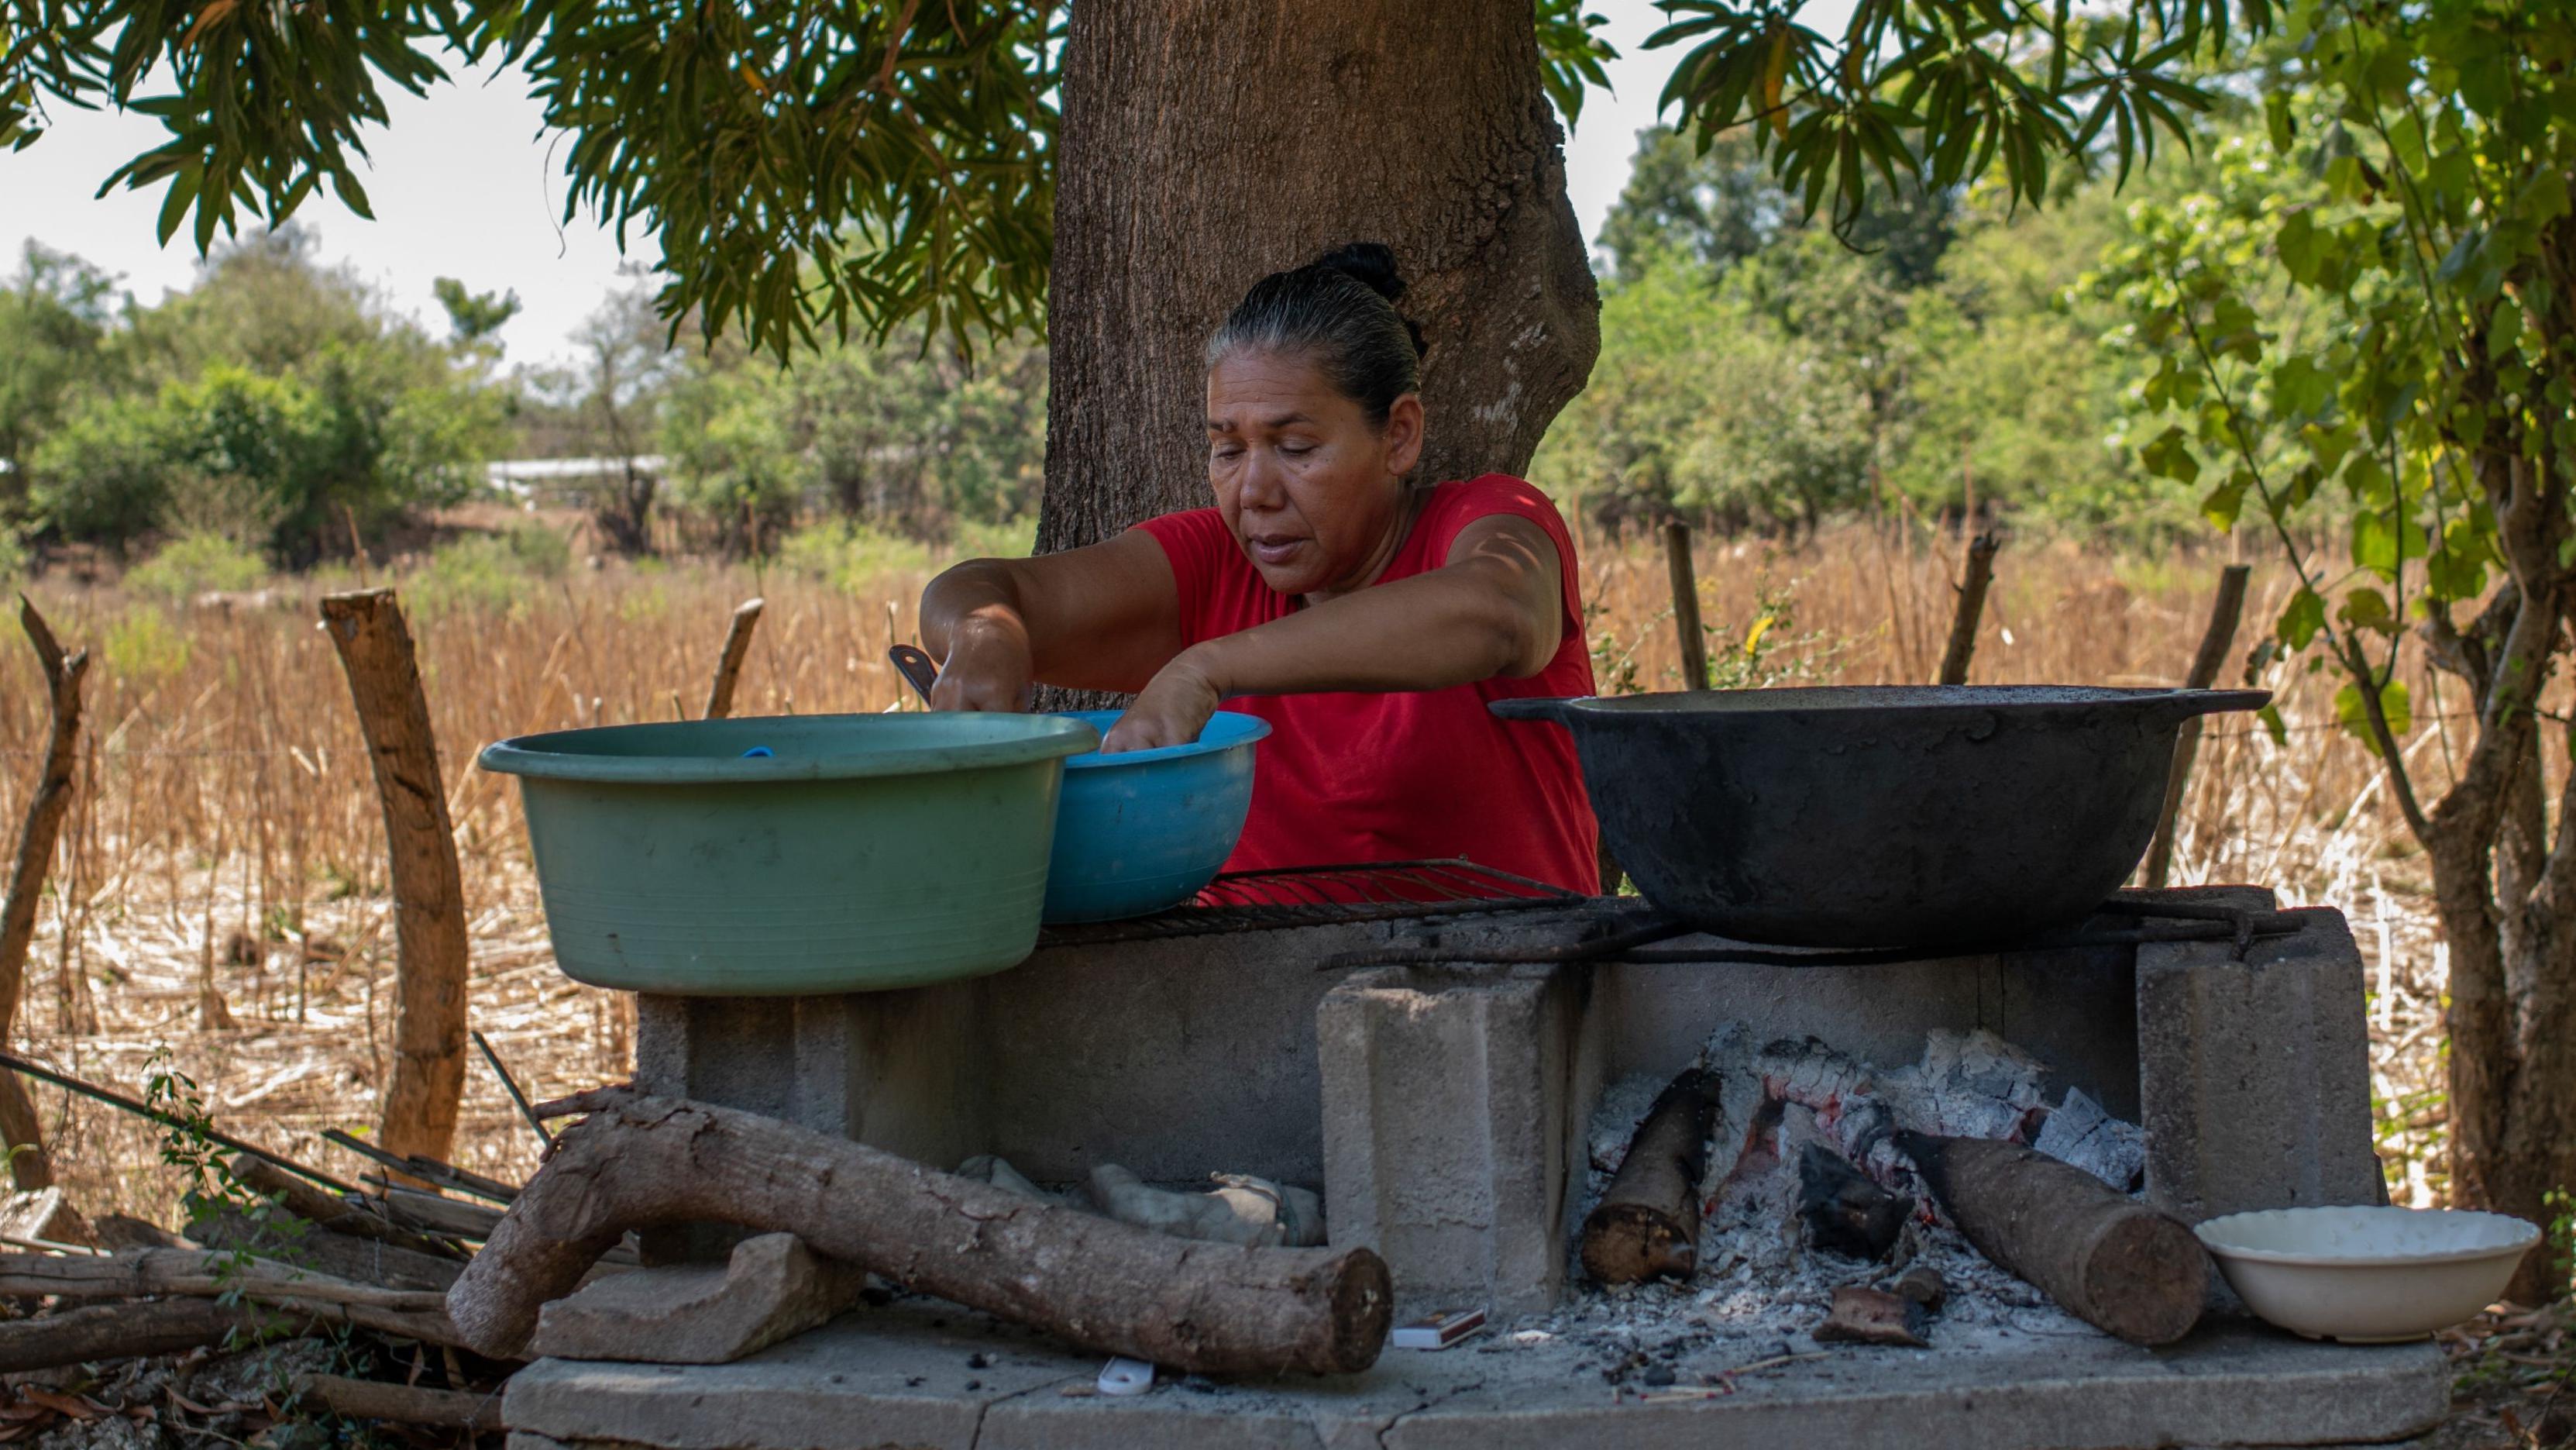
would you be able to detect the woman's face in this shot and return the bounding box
[1205,349,1424,598]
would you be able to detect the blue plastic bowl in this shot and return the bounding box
[1042,709,1270,923]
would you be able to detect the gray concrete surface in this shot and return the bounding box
[502,1297,2450,1450]
[1317,964,1590,1317]
[2139,907,2388,1222]
[531,1233,867,1365]
[635,890,2384,1313]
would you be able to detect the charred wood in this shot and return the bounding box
[1581,1068,1725,1284]
[1813,1285,1930,1348]
[1796,1142,1911,1261]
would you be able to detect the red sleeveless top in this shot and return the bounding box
[1134,474,1601,893]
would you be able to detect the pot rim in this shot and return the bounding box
[479,711,1100,785]
[1507,684,2272,723]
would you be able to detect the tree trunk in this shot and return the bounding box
[321,591,471,1169]
[1038,0,1601,556]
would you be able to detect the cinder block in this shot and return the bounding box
[1319,963,1583,1317]
[2138,908,2382,1222]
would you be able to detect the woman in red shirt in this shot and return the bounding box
[920,244,1599,893]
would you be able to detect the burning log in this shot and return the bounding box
[1580,1067,1724,1284]
[1795,1142,1911,1260]
[1898,1131,2206,1346]
[447,1090,1391,1376]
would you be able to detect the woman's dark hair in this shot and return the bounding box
[1206,243,1428,426]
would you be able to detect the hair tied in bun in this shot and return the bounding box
[1312,242,1408,305]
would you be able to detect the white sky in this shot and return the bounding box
[0,1,1747,370]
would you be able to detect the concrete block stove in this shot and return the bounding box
[509,867,2446,1450]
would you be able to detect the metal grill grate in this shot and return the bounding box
[1036,858,1584,945]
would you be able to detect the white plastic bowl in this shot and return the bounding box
[2195,1206,2539,1342]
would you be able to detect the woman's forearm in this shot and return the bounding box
[1188,563,1546,700]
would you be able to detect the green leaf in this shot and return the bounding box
[2201,469,2253,530]
[2276,208,2324,284]
[2279,587,2327,650]
[2338,587,2395,635]
[2258,702,2288,746]
[2272,355,2331,418]
[2141,425,2200,484]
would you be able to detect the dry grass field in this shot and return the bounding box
[0,512,2460,1229]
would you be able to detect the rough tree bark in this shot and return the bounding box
[1037,0,1601,555]
[0,598,87,1190]
[321,591,470,1169]
[2395,447,2576,1307]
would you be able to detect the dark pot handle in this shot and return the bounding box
[1489,696,1585,724]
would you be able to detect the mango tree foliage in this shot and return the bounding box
[3,0,1628,358]
[2093,1,2576,1290]
[1646,0,2264,236]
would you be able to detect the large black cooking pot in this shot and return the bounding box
[1493,685,2269,948]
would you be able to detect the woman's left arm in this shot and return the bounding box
[1103,513,1565,751]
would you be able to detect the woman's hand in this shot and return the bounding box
[1103,650,1224,752]
[927,615,1036,712]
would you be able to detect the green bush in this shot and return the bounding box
[126,532,267,601]
[951,516,1035,560]
[408,525,572,617]
[104,606,191,681]
[774,521,934,594]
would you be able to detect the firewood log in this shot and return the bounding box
[0,1248,463,1345]
[233,1157,465,1260]
[1580,1067,1724,1283]
[1897,1131,2206,1346]
[446,1090,1391,1376]
[0,1298,260,1372]
[186,1207,464,1293]
[291,1373,506,1431]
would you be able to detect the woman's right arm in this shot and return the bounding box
[919,530,1185,710]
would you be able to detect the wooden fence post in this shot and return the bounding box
[0,599,88,1190]
[1662,522,1708,691]
[702,598,765,719]
[2144,565,2253,890]
[322,590,469,1169]
[1937,533,2001,686]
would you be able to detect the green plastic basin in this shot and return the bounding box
[478,713,1099,995]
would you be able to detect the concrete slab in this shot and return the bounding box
[504,1297,2447,1450]
[531,1233,868,1365]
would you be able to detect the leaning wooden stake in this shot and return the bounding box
[0,598,88,1190]
[322,590,470,1170]
[1662,523,1709,691]
[1581,1066,1725,1283]
[702,597,765,718]
[2144,564,2252,889]
[448,1090,1392,1374]
[1936,532,2000,686]
[1898,1131,2206,1345]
